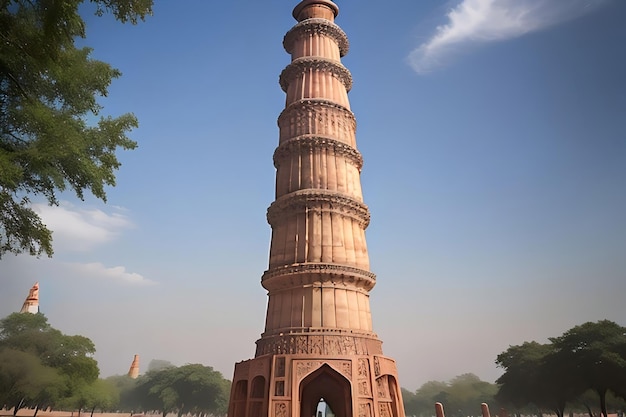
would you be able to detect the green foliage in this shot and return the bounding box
[495,320,626,417]
[134,364,231,417]
[65,378,120,415]
[105,374,139,412]
[496,341,582,417]
[551,320,626,417]
[147,358,176,372]
[403,374,498,417]
[0,0,153,258]
[0,312,100,413]
[0,348,67,411]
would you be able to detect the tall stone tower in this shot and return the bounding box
[227,2,405,417]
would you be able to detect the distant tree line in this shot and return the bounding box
[0,313,230,417]
[3,313,625,417]
[402,373,498,417]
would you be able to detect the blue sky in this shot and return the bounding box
[2,0,625,391]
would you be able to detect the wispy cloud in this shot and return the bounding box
[33,201,134,251]
[408,0,610,74]
[66,262,155,286]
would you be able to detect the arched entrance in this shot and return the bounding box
[299,364,352,417]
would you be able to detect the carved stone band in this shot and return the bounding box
[280,57,353,92]
[278,99,356,126]
[283,18,350,57]
[273,135,363,171]
[261,262,377,292]
[267,189,370,228]
[255,332,383,357]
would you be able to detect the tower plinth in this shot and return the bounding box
[227,3,406,417]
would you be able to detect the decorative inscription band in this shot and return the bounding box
[267,190,370,228]
[255,333,383,357]
[280,57,353,93]
[273,135,363,171]
[283,18,350,57]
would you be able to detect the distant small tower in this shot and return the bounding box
[128,354,140,379]
[20,282,39,314]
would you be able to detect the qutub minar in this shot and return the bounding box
[226,2,406,417]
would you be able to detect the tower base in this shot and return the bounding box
[228,352,405,417]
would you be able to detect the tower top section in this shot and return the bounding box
[20,282,39,314]
[292,0,339,22]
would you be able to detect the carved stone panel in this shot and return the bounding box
[376,376,390,399]
[358,402,373,417]
[373,356,381,377]
[358,358,369,379]
[379,403,392,417]
[358,380,370,397]
[340,360,352,380]
[275,402,289,417]
[310,335,323,355]
[296,360,323,379]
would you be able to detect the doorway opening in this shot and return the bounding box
[299,364,351,417]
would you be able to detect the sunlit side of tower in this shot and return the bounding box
[227,2,405,417]
[20,282,39,314]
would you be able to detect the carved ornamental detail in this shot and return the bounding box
[379,403,392,417]
[279,99,355,123]
[255,333,383,357]
[273,135,363,171]
[359,402,373,417]
[280,57,353,92]
[275,402,289,417]
[296,361,323,378]
[283,18,350,56]
[260,262,376,292]
[266,189,370,228]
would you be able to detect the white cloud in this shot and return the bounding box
[408,0,610,74]
[66,262,155,286]
[33,201,134,251]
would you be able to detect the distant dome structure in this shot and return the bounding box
[20,282,39,314]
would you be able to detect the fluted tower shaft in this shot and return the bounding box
[262,0,375,341]
[227,3,406,417]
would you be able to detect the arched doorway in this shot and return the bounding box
[299,364,352,417]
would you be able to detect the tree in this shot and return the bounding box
[0,348,67,416]
[550,320,626,417]
[135,364,231,417]
[0,0,153,258]
[147,359,175,372]
[495,341,584,417]
[0,313,100,412]
[106,375,140,412]
[403,376,498,417]
[66,378,120,417]
[445,374,498,417]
